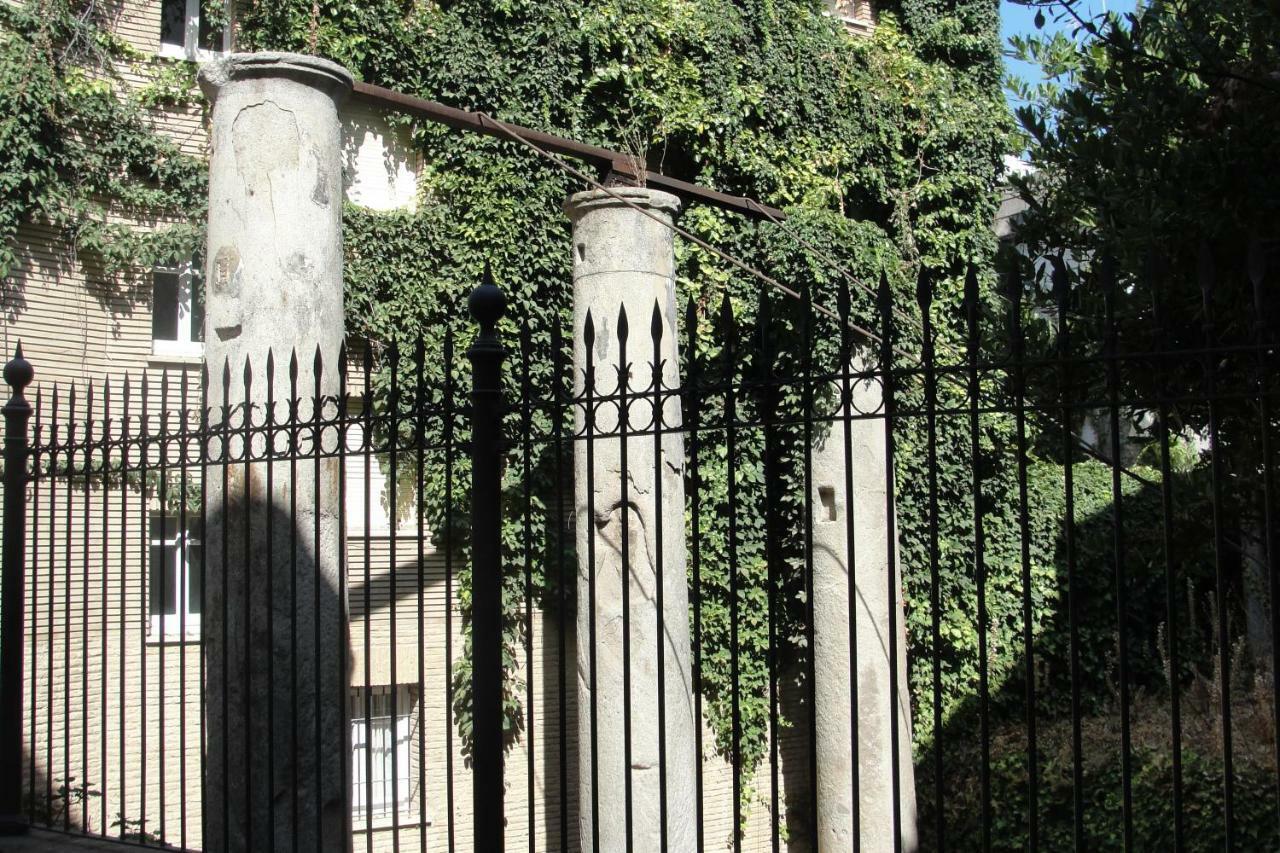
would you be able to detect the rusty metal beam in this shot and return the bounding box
[351,81,786,222]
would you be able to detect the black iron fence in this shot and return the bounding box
[0,259,1277,851]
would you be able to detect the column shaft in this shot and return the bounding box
[566,188,698,852]
[198,52,353,853]
[812,355,917,851]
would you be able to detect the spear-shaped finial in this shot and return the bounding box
[4,342,33,398]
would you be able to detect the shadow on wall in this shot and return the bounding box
[912,461,1279,852]
[203,490,348,852]
[23,763,173,844]
[2,227,157,355]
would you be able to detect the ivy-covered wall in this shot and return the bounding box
[5,1,1247,844]
[234,0,1016,819]
[0,2,207,280]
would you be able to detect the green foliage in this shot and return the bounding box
[239,0,1010,828]
[30,774,166,844]
[1006,0,1280,351]
[916,519,1278,851]
[924,735,1279,852]
[0,1,207,280]
[30,776,100,828]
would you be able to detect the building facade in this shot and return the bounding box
[6,1,876,850]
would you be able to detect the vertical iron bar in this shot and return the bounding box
[1054,261,1086,850]
[362,343,374,853]
[520,321,536,852]
[62,385,73,833]
[157,368,173,845]
[552,319,569,851]
[918,272,945,853]
[199,361,209,851]
[1102,259,1134,851]
[288,351,299,852]
[101,379,111,837]
[1008,270,1038,850]
[1248,242,1278,839]
[839,278,861,853]
[1199,248,1235,851]
[443,327,457,853]
[415,339,427,853]
[759,286,782,853]
[138,374,148,841]
[800,284,820,853]
[80,384,91,833]
[586,311,599,850]
[242,359,254,850]
[330,345,343,853]
[180,368,195,845]
[1151,265,1184,853]
[964,269,990,852]
[723,294,743,853]
[878,272,904,853]
[618,304,636,853]
[26,387,41,827]
[468,269,507,853]
[46,386,58,827]
[388,343,402,853]
[584,311,601,853]
[650,302,669,853]
[220,360,231,853]
[117,380,127,836]
[0,345,33,835]
[265,351,276,850]
[684,299,705,853]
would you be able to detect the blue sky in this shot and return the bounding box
[1001,0,1137,102]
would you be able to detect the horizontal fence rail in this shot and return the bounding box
[1,258,1277,852]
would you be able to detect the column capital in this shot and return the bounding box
[563,187,682,223]
[198,52,354,105]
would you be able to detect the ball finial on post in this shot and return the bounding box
[469,260,507,338]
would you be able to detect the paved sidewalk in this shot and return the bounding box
[0,829,190,852]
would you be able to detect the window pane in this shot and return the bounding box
[151,515,178,540]
[197,0,225,53]
[373,717,393,811]
[152,270,180,341]
[150,544,177,616]
[160,0,186,48]
[350,687,415,817]
[190,268,205,343]
[186,542,203,615]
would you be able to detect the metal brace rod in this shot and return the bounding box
[351,81,787,222]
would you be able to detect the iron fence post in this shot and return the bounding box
[468,267,506,853]
[0,344,32,835]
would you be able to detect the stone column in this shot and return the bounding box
[811,356,917,852]
[565,188,698,852]
[198,53,353,852]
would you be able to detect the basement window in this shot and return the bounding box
[351,686,416,823]
[152,261,204,359]
[159,0,228,61]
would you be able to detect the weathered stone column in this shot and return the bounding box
[198,53,352,852]
[811,356,917,852]
[565,188,698,852]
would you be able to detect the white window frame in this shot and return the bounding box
[157,0,228,62]
[350,687,415,823]
[151,261,203,359]
[148,515,201,641]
